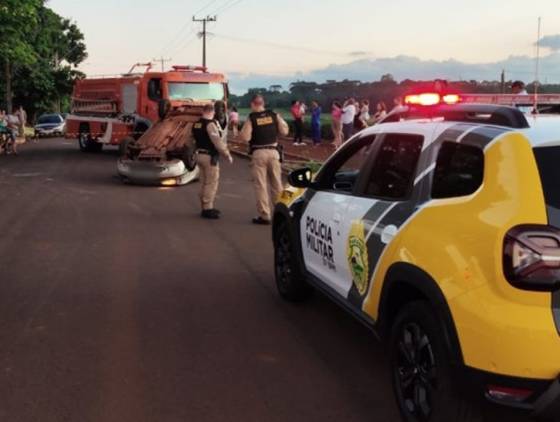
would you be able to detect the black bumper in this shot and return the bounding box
[462,367,560,419]
[533,377,560,420]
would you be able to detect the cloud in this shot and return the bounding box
[227,53,560,94]
[348,51,370,57]
[538,34,560,51]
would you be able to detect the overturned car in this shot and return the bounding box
[117,67,228,186]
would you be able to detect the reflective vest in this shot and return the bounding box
[249,110,278,147]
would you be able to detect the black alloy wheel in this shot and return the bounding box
[394,321,438,421]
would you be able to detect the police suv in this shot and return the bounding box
[272,93,560,421]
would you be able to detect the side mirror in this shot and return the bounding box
[158,99,171,120]
[288,167,313,188]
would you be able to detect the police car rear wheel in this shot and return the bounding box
[390,302,481,422]
[274,221,312,302]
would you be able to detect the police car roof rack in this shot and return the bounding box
[384,104,530,129]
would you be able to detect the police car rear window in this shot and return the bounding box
[432,142,484,199]
[534,146,560,211]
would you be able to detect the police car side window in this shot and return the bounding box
[317,136,375,193]
[432,142,484,199]
[365,134,423,200]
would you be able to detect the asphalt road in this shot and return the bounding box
[0,139,538,422]
[0,138,399,422]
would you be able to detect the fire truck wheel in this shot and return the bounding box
[78,133,103,153]
[119,137,135,158]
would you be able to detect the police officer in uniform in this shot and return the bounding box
[186,104,233,219]
[240,94,289,225]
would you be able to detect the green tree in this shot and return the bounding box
[0,0,41,112]
[1,1,87,118]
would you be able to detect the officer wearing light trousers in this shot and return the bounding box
[186,104,233,220]
[240,94,289,225]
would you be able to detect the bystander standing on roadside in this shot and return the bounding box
[331,101,343,148]
[15,105,27,138]
[341,98,357,142]
[0,110,9,153]
[512,81,532,113]
[5,112,20,155]
[214,100,228,133]
[300,101,307,119]
[310,101,322,146]
[229,106,240,137]
[290,100,304,146]
[359,100,371,127]
[373,101,388,123]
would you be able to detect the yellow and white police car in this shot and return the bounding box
[272,93,560,421]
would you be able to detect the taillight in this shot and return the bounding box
[486,385,533,403]
[503,225,560,291]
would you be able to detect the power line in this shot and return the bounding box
[158,0,220,57]
[209,0,244,15]
[213,33,357,57]
[170,28,199,58]
[159,0,245,61]
[152,56,172,72]
[194,0,220,15]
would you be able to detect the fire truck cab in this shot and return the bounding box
[66,64,228,153]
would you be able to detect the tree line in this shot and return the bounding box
[231,75,560,110]
[0,0,87,120]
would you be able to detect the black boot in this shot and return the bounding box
[201,209,220,219]
[252,217,271,225]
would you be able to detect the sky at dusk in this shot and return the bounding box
[49,0,560,89]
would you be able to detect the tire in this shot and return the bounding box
[132,122,149,141]
[78,132,103,153]
[390,301,482,422]
[119,136,135,159]
[274,219,313,302]
[181,146,197,171]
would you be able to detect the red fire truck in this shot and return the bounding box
[66,63,229,152]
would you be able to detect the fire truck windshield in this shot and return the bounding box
[168,82,225,101]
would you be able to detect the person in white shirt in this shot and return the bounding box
[341,98,357,141]
[359,100,371,125]
[512,81,532,114]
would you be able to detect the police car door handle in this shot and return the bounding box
[381,225,398,244]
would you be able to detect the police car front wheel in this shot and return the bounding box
[390,301,482,422]
[274,220,312,302]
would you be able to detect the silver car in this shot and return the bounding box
[34,114,66,137]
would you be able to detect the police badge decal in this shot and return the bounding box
[347,221,369,296]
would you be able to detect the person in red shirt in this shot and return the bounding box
[291,100,304,146]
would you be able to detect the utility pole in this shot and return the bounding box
[533,16,542,112]
[153,56,172,72]
[500,69,505,93]
[192,15,217,68]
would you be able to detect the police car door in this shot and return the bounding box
[343,132,426,310]
[301,134,377,297]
